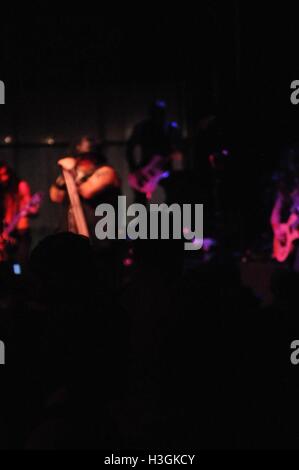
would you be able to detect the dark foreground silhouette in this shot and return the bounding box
[0,233,298,449]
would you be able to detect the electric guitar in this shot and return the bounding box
[273,212,299,262]
[0,192,43,261]
[128,155,170,200]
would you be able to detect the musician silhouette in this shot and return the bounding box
[0,162,40,263]
[126,100,181,203]
[271,147,299,270]
[50,136,121,248]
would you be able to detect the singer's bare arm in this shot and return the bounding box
[79,166,119,200]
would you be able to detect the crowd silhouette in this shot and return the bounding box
[0,232,298,449]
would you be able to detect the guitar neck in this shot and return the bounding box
[1,192,42,238]
[2,212,24,237]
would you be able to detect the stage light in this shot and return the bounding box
[170,121,179,128]
[123,257,133,267]
[155,99,166,109]
[45,137,55,145]
[4,136,13,144]
[193,238,203,247]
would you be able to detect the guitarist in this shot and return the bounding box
[126,100,182,203]
[49,136,121,247]
[271,168,299,269]
[0,162,40,263]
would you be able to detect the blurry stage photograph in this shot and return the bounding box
[1,4,299,454]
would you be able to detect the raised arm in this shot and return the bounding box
[17,180,40,230]
[49,175,67,204]
[19,180,39,214]
[49,157,76,204]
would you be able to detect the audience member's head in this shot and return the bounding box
[29,232,98,304]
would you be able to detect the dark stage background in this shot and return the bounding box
[0,4,299,247]
[2,3,299,454]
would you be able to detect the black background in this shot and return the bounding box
[0,3,299,243]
